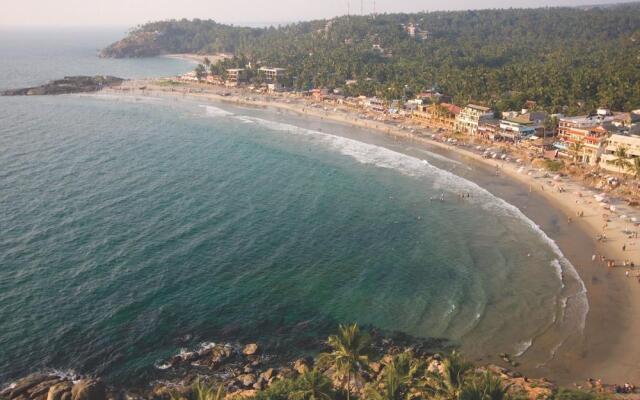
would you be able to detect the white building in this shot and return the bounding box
[454,104,494,134]
[599,134,640,173]
[259,67,287,83]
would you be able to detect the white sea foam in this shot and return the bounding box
[155,362,172,370]
[414,148,469,168]
[514,339,533,357]
[201,105,234,117]
[550,259,565,289]
[240,114,590,347]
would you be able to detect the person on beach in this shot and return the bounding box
[623,244,627,252]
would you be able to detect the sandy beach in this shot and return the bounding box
[101,79,640,387]
[161,53,232,65]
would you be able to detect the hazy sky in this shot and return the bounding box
[0,0,635,27]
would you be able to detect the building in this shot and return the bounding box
[497,111,548,141]
[225,68,246,87]
[179,71,199,82]
[258,67,287,83]
[555,115,612,164]
[363,97,387,113]
[405,23,417,37]
[412,103,461,129]
[454,104,494,134]
[599,134,640,173]
[414,90,452,105]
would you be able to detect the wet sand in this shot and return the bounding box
[99,82,640,386]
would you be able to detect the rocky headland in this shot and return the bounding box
[1,76,124,96]
[0,333,562,400]
[100,32,164,58]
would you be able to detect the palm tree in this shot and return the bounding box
[318,323,371,400]
[627,157,640,179]
[188,380,225,400]
[422,351,472,400]
[458,372,512,400]
[569,140,584,163]
[365,352,421,400]
[613,146,631,174]
[290,369,335,400]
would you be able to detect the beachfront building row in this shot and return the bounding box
[554,110,636,163]
[554,109,640,168]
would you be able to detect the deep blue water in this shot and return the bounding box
[0,30,587,385]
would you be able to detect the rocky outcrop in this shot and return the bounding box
[0,338,559,400]
[70,379,105,400]
[241,344,258,356]
[1,76,124,96]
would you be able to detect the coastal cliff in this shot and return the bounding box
[100,32,165,58]
[1,76,124,96]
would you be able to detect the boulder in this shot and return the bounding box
[29,379,63,400]
[236,374,256,388]
[47,382,73,400]
[259,368,274,381]
[7,375,58,399]
[71,379,106,400]
[199,345,233,368]
[242,344,258,356]
[292,359,309,375]
[252,379,264,391]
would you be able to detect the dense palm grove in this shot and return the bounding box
[103,4,640,114]
[174,324,608,400]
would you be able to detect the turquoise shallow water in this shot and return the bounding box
[0,30,587,385]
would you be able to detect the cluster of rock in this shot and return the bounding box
[0,374,106,400]
[0,340,556,400]
[1,76,124,96]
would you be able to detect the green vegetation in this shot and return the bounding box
[104,4,640,113]
[318,324,372,400]
[553,388,610,400]
[544,159,565,172]
[254,369,339,400]
[166,324,612,400]
[612,146,631,173]
[174,380,225,400]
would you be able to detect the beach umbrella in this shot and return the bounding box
[632,217,638,223]
[609,205,617,212]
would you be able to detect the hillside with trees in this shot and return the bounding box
[102,3,640,114]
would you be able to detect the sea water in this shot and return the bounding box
[0,29,587,384]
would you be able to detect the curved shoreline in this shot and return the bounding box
[98,82,640,386]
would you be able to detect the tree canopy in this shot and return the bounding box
[103,4,640,114]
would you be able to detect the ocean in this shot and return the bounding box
[0,29,587,385]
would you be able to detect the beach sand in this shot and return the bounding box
[101,80,640,386]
